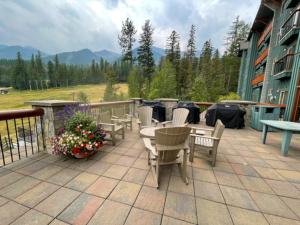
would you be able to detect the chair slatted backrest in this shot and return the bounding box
[213,119,225,139]
[172,108,189,126]
[112,107,126,118]
[99,111,111,124]
[155,127,191,162]
[138,106,153,127]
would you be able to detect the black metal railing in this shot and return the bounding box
[273,54,294,75]
[0,108,45,166]
[280,9,300,40]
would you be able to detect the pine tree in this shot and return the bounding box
[35,51,45,89]
[186,25,196,60]
[54,54,59,87]
[137,20,155,83]
[12,52,27,90]
[165,30,180,65]
[47,60,54,87]
[118,18,137,64]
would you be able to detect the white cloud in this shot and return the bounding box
[0,0,260,54]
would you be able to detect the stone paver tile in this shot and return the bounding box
[112,147,128,155]
[58,193,104,225]
[239,175,274,194]
[115,155,136,167]
[264,214,300,225]
[228,206,268,225]
[0,196,8,206]
[220,186,258,211]
[123,167,148,184]
[191,158,212,170]
[226,155,247,164]
[144,170,170,190]
[47,168,81,186]
[266,179,300,198]
[109,181,141,205]
[215,171,243,188]
[125,207,161,225]
[164,192,197,224]
[281,197,300,218]
[193,168,216,183]
[132,158,149,170]
[35,187,80,217]
[49,219,69,225]
[168,176,194,195]
[134,186,166,214]
[0,201,29,225]
[256,152,279,160]
[172,165,193,178]
[0,172,24,189]
[85,176,118,198]
[244,157,271,168]
[196,198,233,225]
[15,182,59,207]
[31,164,63,180]
[0,176,40,199]
[68,159,96,171]
[16,161,48,175]
[194,180,224,203]
[123,148,143,158]
[65,172,98,191]
[213,162,235,173]
[86,161,112,175]
[11,209,53,225]
[88,199,130,225]
[254,166,284,180]
[276,169,300,184]
[249,191,298,220]
[103,164,129,179]
[101,153,122,163]
[161,216,195,225]
[266,160,291,170]
[231,164,259,177]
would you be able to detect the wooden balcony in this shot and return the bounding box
[251,73,265,86]
[257,22,272,48]
[273,53,294,79]
[255,48,269,67]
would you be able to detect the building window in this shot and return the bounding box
[279,90,288,104]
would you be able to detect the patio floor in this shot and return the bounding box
[1,122,300,225]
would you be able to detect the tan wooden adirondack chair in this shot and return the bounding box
[143,127,191,188]
[97,111,125,146]
[189,120,225,166]
[162,108,189,127]
[112,107,133,130]
[137,106,158,131]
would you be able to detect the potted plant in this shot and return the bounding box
[51,112,106,159]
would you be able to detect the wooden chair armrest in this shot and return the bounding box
[137,119,142,124]
[191,127,214,132]
[126,114,133,118]
[152,118,159,125]
[111,116,119,119]
[161,121,171,127]
[143,138,157,156]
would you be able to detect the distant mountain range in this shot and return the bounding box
[0,44,166,65]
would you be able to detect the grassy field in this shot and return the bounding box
[0,84,128,111]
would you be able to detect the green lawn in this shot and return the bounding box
[0,84,128,111]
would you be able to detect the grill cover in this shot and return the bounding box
[205,104,245,128]
[174,102,200,124]
[141,100,166,122]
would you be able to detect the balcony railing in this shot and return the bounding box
[280,9,300,40]
[257,22,273,48]
[273,54,294,75]
[251,73,265,86]
[255,48,269,67]
[0,108,45,166]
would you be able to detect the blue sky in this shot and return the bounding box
[0,0,261,54]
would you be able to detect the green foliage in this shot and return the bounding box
[218,92,240,102]
[148,61,176,99]
[190,77,208,102]
[103,67,124,101]
[77,91,89,103]
[118,18,137,64]
[12,52,28,90]
[128,67,144,98]
[65,112,96,133]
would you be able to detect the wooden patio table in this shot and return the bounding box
[260,120,300,156]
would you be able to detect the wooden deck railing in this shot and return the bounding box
[255,48,269,67]
[0,108,46,166]
[257,22,273,48]
[251,73,265,86]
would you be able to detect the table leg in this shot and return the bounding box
[281,131,292,156]
[261,124,268,144]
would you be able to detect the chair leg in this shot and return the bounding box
[189,138,195,162]
[111,132,116,146]
[182,150,189,184]
[130,121,133,131]
[122,127,125,139]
